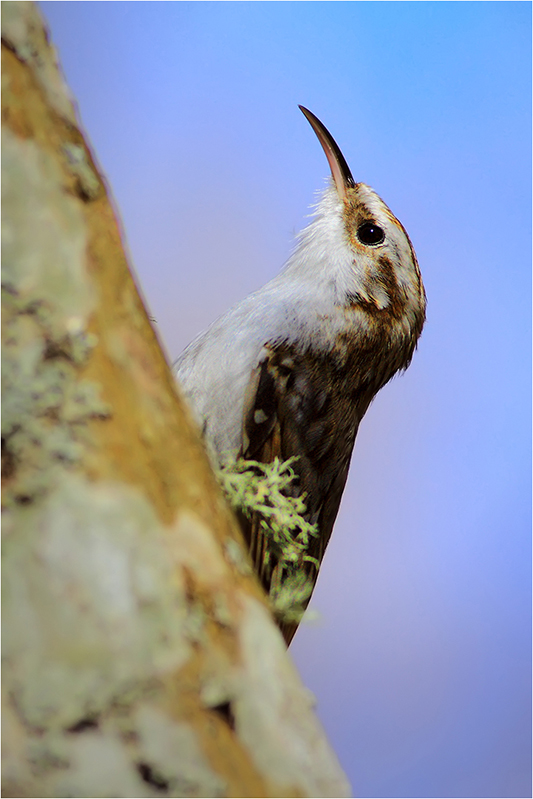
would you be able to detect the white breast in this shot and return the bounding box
[174,181,423,461]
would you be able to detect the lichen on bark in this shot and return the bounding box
[1,3,351,797]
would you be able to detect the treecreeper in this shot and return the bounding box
[175,107,426,644]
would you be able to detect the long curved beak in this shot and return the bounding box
[299,106,355,201]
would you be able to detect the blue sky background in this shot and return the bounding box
[40,3,531,797]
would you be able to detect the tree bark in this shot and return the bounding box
[1,3,350,797]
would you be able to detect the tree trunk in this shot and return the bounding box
[1,3,350,797]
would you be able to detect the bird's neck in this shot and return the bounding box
[280,184,356,305]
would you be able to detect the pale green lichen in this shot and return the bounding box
[61,143,101,202]
[2,287,110,506]
[1,1,78,125]
[2,129,95,324]
[217,457,318,623]
[233,596,352,798]
[134,705,226,797]
[2,125,107,505]
[269,571,315,625]
[2,475,193,731]
[223,537,253,577]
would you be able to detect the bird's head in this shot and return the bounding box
[298,106,426,330]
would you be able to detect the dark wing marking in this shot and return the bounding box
[239,342,361,645]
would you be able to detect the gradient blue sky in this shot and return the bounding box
[40,3,531,797]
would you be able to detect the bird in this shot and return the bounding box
[175,106,426,645]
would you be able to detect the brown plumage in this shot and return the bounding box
[176,107,426,644]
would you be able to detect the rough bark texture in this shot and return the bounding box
[1,3,351,797]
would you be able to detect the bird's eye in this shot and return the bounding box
[357,221,385,246]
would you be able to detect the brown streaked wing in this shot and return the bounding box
[239,343,360,645]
